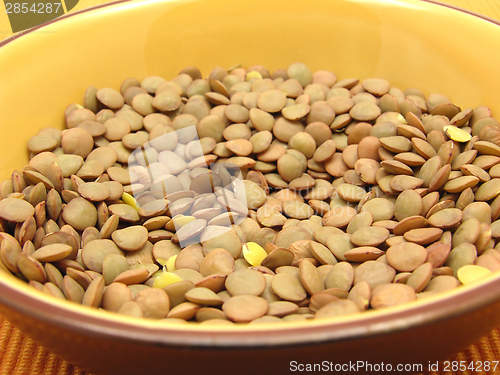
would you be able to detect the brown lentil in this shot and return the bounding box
[2,62,498,325]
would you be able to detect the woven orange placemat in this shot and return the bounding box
[0,316,86,375]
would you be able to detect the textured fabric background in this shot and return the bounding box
[1,0,500,374]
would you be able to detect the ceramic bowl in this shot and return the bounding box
[1,1,500,374]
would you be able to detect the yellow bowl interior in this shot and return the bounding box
[1,0,500,337]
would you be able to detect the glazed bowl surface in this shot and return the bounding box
[1,0,500,374]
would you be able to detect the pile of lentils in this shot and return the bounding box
[1,62,500,325]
